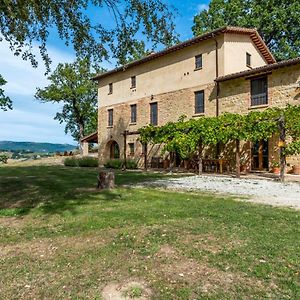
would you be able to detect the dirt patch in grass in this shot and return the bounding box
[0,216,25,228]
[153,244,276,297]
[102,280,151,300]
[0,233,113,259]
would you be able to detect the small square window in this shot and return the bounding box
[130,104,137,123]
[246,52,251,67]
[131,76,136,88]
[108,109,113,126]
[195,54,202,70]
[128,143,135,155]
[108,83,113,94]
[195,91,204,114]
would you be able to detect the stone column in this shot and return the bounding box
[82,141,89,156]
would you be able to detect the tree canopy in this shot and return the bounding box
[0,75,12,111]
[35,59,100,146]
[0,0,178,72]
[192,0,300,60]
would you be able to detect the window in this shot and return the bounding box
[131,76,136,88]
[128,143,135,155]
[150,102,158,125]
[251,77,268,106]
[246,52,251,67]
[108,83,113,94]
[108,109,113,126]
[195,54,202,70]
[130,104,137,123]
[195,90,204,114]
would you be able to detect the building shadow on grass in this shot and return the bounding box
[0,165,167,216]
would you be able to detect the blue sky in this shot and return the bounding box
[0,1,209,145]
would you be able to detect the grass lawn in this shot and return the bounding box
[0,165,299,299]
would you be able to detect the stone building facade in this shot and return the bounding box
[93,26,300,171]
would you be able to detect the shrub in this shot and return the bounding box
[104,159,123,169]
[0,154,9,164]
[104,159,138,169]
[78,156,98,167]
[64,156,98,167]
[126,159,138,169]
[64,157,78,167]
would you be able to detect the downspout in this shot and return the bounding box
[212,33,220,117]
[212,33,221,158]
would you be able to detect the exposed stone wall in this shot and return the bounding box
[218,64,300,169]
[98,84,216,165]
[98,63,300,170]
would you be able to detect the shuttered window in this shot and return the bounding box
[131,76,136,88]
[150,102,158,125]
[195,54,202,70]
[246,52,251,66]
[130,104,137,123]
[108,109,113,126]
[128,143,135,155]
[195,90,204,114]
[108,83,113,94]
[251,77,268,106]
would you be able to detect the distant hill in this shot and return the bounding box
[0,141,77,153]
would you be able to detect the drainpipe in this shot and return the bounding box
[212,33,221,158]
[212,33,220,117]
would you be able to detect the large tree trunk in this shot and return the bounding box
[236,139,241,179]
[97,170,115,189]
[79,123,85,155]
[144,143,148,171]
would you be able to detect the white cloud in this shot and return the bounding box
[0,37,76,143]
[0,107,75,144]
[197,3,209,13]
[0,37,74,96]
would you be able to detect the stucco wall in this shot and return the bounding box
[98,33,271,110]
[223,34,267,74]
[98,37,223,108]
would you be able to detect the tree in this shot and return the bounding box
[0,0,178,72]
[35,59,100,149]
[192,0,300,60]
[0,75,12,111]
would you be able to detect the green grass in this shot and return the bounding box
[0,165,299,299]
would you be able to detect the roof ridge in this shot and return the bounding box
[93,26,275,81]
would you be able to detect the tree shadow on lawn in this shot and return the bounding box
[0,165,167,216]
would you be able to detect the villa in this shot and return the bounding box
[89,26,300,172]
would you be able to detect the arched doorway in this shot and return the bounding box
[109,141,120,159]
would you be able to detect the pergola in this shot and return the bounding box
[81,131,98,156]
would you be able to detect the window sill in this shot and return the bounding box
[129,122,137,126]
[194,67,202,71]
[108,92,112,95]
[248,104,269,110]
[107,126,113,129]
[192,113,205,117]
[130,87,136,90]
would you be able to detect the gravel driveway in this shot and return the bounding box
[144,175,300,210]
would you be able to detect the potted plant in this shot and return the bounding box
[271,161,280,174]
[293,164,300,175]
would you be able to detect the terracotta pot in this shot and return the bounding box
[163,159,170,169]
[293,165,300,175]
[272,167,280,175]
[240,165,247,173]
